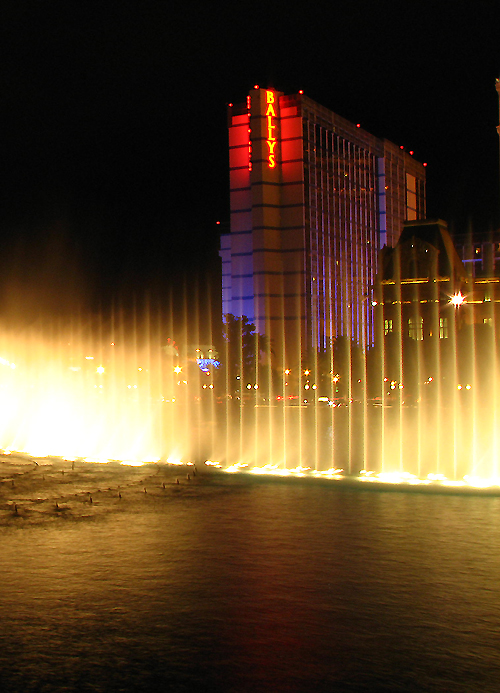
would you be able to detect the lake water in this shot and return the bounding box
[1,472,500,692]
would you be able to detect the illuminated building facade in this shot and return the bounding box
[374,219,468,343]
[220,87,426,365]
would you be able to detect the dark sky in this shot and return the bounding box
[0,0,499,318]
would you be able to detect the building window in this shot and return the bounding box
[406,173,417,221]
[408,316,423,340]
[439,317,448,339]
[384,319,393,335]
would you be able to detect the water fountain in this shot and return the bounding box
[0,228,498,495]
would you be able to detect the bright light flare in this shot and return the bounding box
[450,292,465,306]
[166,456,183,466]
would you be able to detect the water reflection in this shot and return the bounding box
[2,477,500,691]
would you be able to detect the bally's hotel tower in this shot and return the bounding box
[220,86,426,363]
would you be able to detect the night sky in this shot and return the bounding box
[0,1,499,322]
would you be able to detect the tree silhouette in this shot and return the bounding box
[221,314,270,395]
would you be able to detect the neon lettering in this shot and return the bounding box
[265,90,278,168]
[267,140,276,155]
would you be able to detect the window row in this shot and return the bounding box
[384,317,448,340]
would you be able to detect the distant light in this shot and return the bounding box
[423,162,427,167]
[96,366,105,375]
[356,123,361,128]
[298,90,303,94]
[450,292,465,307]
[372,301,378,306]
[85,356,94,360]
[228,102,233,107]
[400,145,404,150]
[216,221,221,225]
[174,366,182,374]
[254,84,259,89]
[110,342,115,346]
[196,358,221,374]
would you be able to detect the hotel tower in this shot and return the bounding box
[220,87,426,366]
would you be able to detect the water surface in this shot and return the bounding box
[1,471,500,691]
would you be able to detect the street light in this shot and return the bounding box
[450,292,465,307]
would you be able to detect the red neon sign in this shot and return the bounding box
[265,90,277,168]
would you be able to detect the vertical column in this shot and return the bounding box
[496,78,500,213]
[279,94,305,364]
[249,88,283,344]
[227,105,253,321]
[496,78,500,138]
[377,157,387,249]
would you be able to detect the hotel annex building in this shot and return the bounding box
[220,86,426,365]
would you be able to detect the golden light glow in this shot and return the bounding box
[450,292,465,306]
[0,328,173,464]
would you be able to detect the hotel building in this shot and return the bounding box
[220,87,426,365]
